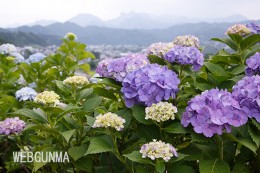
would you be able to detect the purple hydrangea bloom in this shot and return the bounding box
[246,22,260,34]
[164,45,204,71]
[182,89,248,137]
[245,52,260,76]
[121,64,180,107]
[0,117,25,135]
[96,54,149,82]
[232,75,260,122]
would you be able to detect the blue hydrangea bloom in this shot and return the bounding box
[26,53,46,63]
[232,75,260,122]
[245,52,260,76]
[182,89,248,137]
[246,22,260,34]
[11,52,25,63]
[164,45,204,71]
[96,53,149,82]
[0,43,17,55]
[15,87,38,101]
[121,64,180,107]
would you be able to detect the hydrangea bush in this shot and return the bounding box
[0,23,260,173]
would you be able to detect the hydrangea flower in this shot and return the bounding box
[173,35,200,48]
[0,117,25,135]
[246,22,260,34]
[35,91,60,105]
[15,87,37,101]
[92,112,125,131]
[232,75,260,122]
[11,52,25,63]
[146,42,175,57]
[164,45,204,70]
[121,64,180,107]
[64,32,77,40]
[245,52,260,76]
[226,24,251,36]
[96,53,149,82]
[140,139,178,162]
[145,102,177,122]
[181,89,248,137]
[26,53,46,63]
[63,76,89,86]
[0,43,17,55]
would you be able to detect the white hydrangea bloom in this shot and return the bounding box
[92,112,125,131]
[173,35,200,48]
[0,43,17,55]
[35,91,60,105]
[145,102,177,122]
[11,52,25,63]
[147,42,175,57]
[63,76,89,86]
[15,87,37,101]
[64,32,77,40]
[140,139,178,162]
[226,24,251,36]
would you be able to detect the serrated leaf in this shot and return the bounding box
[82,97,102,112]
[131,105,153,125]
[68,144,88,161]
[211,38,237,51]
[56,81,70,93]
[86,137,114,155]
[93,87,118,101]
[240,34,260,50]
[199,159,230,173]
[61,129,76,143]
[155,160,165,173]
[228,34,243,44]
[148,55,167,65]
[231,65,245,75]
[13,109,48,123]
[163,122,188,134]
[248,124,260,147]
[196,82,213,91]
[204,62,226,76]
[231,164,251,173]
[124,151,153,165]
[74,156,93,172]
[76,88,93,102]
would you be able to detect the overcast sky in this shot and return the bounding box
[0,0,260,27]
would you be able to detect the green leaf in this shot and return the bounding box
[86,137,114,155]
[240,34,260,50]
[231,65,245,75]
[13,109,48,123]
[231,164,251,173]
[163,122,188,134]
[124,151,153,165]
[211,38,237,50]
[248,124,260,147]
[57,104,81,121]
[191,132,210,143]
[82,97,102,112]
[61,129,76,143]
[196,82,213,91]
[74,156,93,172]
[76,88,93,102]
[228,34,243,44]
[148,55,167,65]
[168,165,195,173]
[155,160,165,173]
[229,75,245,82]
[68,144,88,161]
[56,81,70,93]
[204,62,226,76]
[131,105,153,125]
[199,159,230,173]
[63,116,81,129]
[93,87,118,101]
[33,160,48,172]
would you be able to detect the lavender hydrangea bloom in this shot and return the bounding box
[164,45,204,71]
[0,117,25,135]
[0,43,17,55]
[15,87,38,101]
[232,75,260,122]
[245,52,260,76]
[121,64,180,107]
[246,22,260,34]
[96,54,149,82]
[26,53,46,63]
[182,89,248,137]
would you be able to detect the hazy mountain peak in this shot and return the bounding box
[68,13,104,27]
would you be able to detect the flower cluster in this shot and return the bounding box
[246,22,260,34]
[146,42,175,57]
[232,75,260,122]
[181,89,248,137]
[11,52,25,63]
[226,24,251,36]
[92,112,125,131]
[65,32,77,40]
[15,87,37,101]
[164,45,204,70]
[0,117,25,135]
[35,91,60,105]
[63,76,89,86]
[0,43,17,55]
[140,139,178,162]
[245,52,260,76]
[121,64,180,107]
[173,35,200,48]
[145,102,177,122]
[96,53,149,82]
[26,53,46,63]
